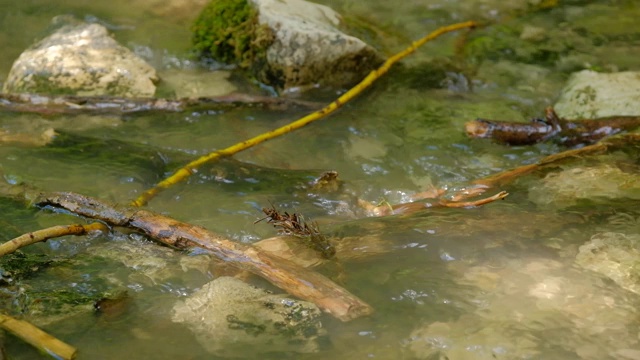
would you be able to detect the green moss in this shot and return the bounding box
[10,73,79,96]
[192,0,274,69]
[0,252,56,285]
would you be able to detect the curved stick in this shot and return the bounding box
[131,21,478,207]
[0,313,76,360]
[0,223,107,257]
[36,192,373,322]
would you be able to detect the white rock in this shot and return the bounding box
[554,70,640,119]
[3,21,158,97]
[172,276,324,356]
[251,0,382,89]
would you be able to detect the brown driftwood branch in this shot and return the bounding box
[0,223,107,257]
[359,190,509,217]
[473,133,640,189]
[466,106,640,146]
[34,192,372,322]
[0,313,77,360]
[0,93,320,115]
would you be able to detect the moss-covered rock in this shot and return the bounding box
[192,0,274,69]
[191,0,382,91]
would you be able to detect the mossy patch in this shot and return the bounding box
[192,0,274,69]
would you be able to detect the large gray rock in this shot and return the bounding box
[554,70,640,119]
[3,21,158,97]
[251,0,382,90]
[172,276,324,356]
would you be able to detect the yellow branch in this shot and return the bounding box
[131,21,477,207]
[0,223,107,257]
[0,313,77,359]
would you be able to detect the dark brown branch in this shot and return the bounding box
[0,93,320,115]
[0,223,107,256]
[466,107,640,146]
[34,192,372,322]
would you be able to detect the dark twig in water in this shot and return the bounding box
[256,205,336,259]
[466,107,640,146]
[0,92,321,115]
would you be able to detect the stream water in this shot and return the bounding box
[1,0,640,359]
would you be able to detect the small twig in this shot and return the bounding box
[0,313,77,360]
[0,223,107,257]
[131,21,478,207]
[437,190,508,207]
[0,93,320,115]
[364,190,508,216]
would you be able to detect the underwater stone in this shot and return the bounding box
[172,276,324,356]
[159,69,237,98]
[527,165,640,208]
[554,70,640,119]
[576,232,640,296]
[3,20,158,97]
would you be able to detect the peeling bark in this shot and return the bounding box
[466,107,640,146]
[35,192,373,322]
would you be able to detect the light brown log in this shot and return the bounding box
[35,192,373,322]
[0,223,107,257]
[0,313,76,360]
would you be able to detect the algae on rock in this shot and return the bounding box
[191,0,382,90]
[192,0,274,68]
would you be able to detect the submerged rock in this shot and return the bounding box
[406,256,640,359]
[159,69,237,98]
[3,19,158,97]
[528,164,640,208]
[576,232,640,296]
[192,0,382,90]
[172,276,324,356]
[554,70,640,119]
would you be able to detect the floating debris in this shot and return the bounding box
[256,205,336,259]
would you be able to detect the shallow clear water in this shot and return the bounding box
[1,0,640,359]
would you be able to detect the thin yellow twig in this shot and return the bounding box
[0,223,107,257]
[0,313,77,360]
[131,21,477,207]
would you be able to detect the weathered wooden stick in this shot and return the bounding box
[35,192,373,322]
[0,313,77,360]
[466,107,640,146]
[473,133,640,188]
[360,190,508,217]
[131,21,478,207]
[0,223,107,257]
[0,93,319,115]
